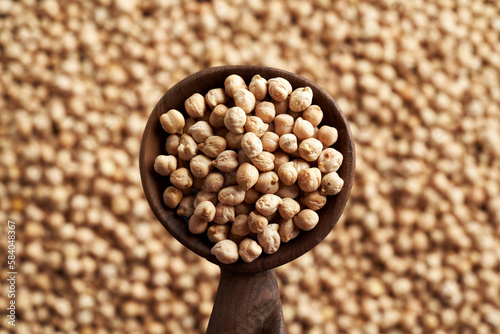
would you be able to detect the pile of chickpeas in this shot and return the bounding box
[154,74,343,263]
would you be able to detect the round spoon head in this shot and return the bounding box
[140,65,355,273]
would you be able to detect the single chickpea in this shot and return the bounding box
[245,116,268,137]
[205,88,229,109]
[224,107,246,134]
[207,224,230,243]
[163,186,183,209]
[255,194,283,216]
[274,114,295,136]
[160,109,185,135]
[239,238,263,263]
[297,168,322,192]
[187,121,214,143]
[212,150,239,172]
[231,214,251,237]
[202,172,224,193]
[268,77,292,102]
[292,117,315,140]
[301,191,327,211]
[236,163,259,191]
[215,127,230,138]
[233,89,256,114]
[293,209,320,231]
[289,87,313,112]
[317,125,338,147]
[257,224,281,254]
[224,171,238,187]
[255,102,276,123]
[194,190,218,207]
[261,132,280,152]
[251,152,275,172]
[288,110,302,120]
[218,186,246,206]
[255,171,280,194]
[272,98,289,115]
[165,134,181,156]
[170,167,193,189]
[209,104,229,128]
[318,148,343,173]
[249,75,268,100]
[267,123,276,133]
[226,132,244,150]
[279,134,298,154]
[198,136,227,158]
[276,182,300,199]
[211,239,239,264]
[248,211,269,233]
[190,155,213,178]
[154,155,177,176]
[277,162,298,186]
[193,201,216,222]
[184,117,197,133]
[244,188,261,204]
[278,198,301,219]
[235,203,252,216]
[320,172,344,196]
[237,149,252,165]
[312,127,319,139]
[224,74,247,98]
[193,176,204,189]
[241,132,263,158]
[303,105,323,127]
[213,203,235,224]
[292,159,310,174]
[298,138,323,162]
[189,216,208,234]
[273,150,290,172]
[178,134,199,161]
[177,195,195,217]
[185,93,207,118]
[278,219,300,243]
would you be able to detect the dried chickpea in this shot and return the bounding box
[211,239,239,264]
[272,98,289,115]
[278,219,300,243]
[225,132,243,150]
[207,224,230,243]
[218,186,246,206]
[255,194,283,216]
[241,132,263,158]
[257,224,281,254]
[235,203,252,216]
[236,163,259,191]
[163,186,183,209]
[193,201,216,222]
[205,88,229,109]
[194,190,218,207]
[184,93,207,118]
[274,114,294,136]
[273,150,290,172]
[224,171,238,187]
[277,162,298,186]
[160,109,185,134]
[224,74,247,98]
[293,209,319,231]
[212,150,239,172]
[239,238,263,263]
[189,216,208,234]
[268,77,292,102]
[301,191,327,211]
[317,125,338,147]
[292,159,310,174]
[190,155,213,178]
[297,168,322,192]
[320,172,344,196]
[245,116,268,137]
[236,149,251,165]
[318,148,343,173]
[251,152,275,172]
[170,168,193,189]
[177,195,195,217]
[276,182,300,199]
[184,117,197,133]
[244,188,261,204]
[255,102,276,123]
[303,105,323,127]
[213,203,235,225]
[278,198,300,219]
[187,121,214,144]
[202,172,224,193]
[293,117,315,140]
[198,136,227,158]
[289,87,313,112]
[261,132,280,152]
[248,211,268,233]
[154,155,177,176]
[279,134,298,154]
[255,171,280,194]
[231,214,251,237]
[209,104,228,128]
[165,134,181,156]
[249,75,268,100]
[298,138,323,162]
[233,89,256,114]
[224,107,246,134]
[178,134,198,161]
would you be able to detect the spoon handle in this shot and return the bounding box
[206,268,286,334]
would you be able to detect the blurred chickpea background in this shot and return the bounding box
[1,0,500,333]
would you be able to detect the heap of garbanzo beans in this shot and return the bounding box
[154,74,343,263]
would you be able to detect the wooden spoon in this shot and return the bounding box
[139,65,355,334]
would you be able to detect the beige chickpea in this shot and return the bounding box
[202,172,224,193]
[165,134,181,156]
[194,189,218,207]
[303,105,323,127]
[233,89,256,114]
[177,195,195,217]
[245,116,268,137]
[205,88,229,109]
[224,132,243,150]
[184,117,197,133]
[278,198,301,219]
[207,224,230,243]
[255,194,283,216]
[273,150,290,172]
[278,219,300,243]
[213,203,235,225]
[212,150,239,172]
[255,102,276,123]
[292,117,315,140]
[241,132,263,159]
[320,172,344,196]
[268,77,292,102]
[289,87,313,112]
[244,188,261,204]
[160,109,185,135]
[237,149,252,165]
[274,114,295,136]
[276,182,300,199]
[215,127,230,138]
[178,134,199,161]
[272,98,289,115]
[236,163,259,191]
[224,107,246,134]
[293,209,320,231]
[209,104,228,128]
[257,224,281,254]
[185,93,207,118]
[163,186,183,209]
[198,136,227,158]
[251,152,275,172]
[279,134,298,154]
[235,203,252,216]
[189,155,213,178]
[261,132,280,152]
[298,138,323,162]
[249,75,268,100]
[211,239,239,264]
[170,167,193,189]
[154,155,177,176]
[239,238,263,263]
[297,168,322,192]
[224,171,238,187]
[187,121,213,143]
[312,127,319,139]
[193,201,216,222]
[189,216,208,234]
[231,214,251,237]
[248,211,269,233]
[224,74,247,98]
[255,171,280,194]
[301,191,327,211]
[318,148,343,173]
[218,186,246,206]
[317,125,338,147]
[277,162,298,186]
[292,159,310,174]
